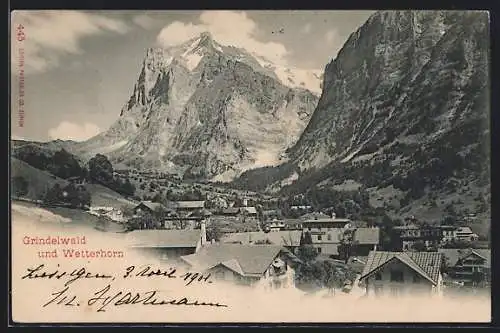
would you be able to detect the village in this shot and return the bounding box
[90,186,490,299]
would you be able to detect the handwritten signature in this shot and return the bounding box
[43,284,228,312]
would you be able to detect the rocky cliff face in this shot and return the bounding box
[235,11,490,226]
[75,32,319,180]
[288,11,489,171]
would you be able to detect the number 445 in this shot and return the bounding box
[16,23,25,42]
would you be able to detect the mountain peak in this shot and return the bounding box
[198,31,213,41]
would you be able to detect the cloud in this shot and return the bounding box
[325,29,338,44]
[157,10,289,65]
[132,14,159,29]
[11,11,129,74]
[301,23,312,34]
[48,121,101,141]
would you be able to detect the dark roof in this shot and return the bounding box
[221,231,302,247]
[135,201,167,212]
[126,230,201,248]
[438,248,491,268]
[186,209,212,217]
[359,251,442,285]
[181,244,294,276]
[353,228,380,245]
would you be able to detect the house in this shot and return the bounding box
[221,231,302,254]
[218,207,241,216]
[392,224,442,251]
[266,220,287,232]
[455,227,479,242]
[125,222,207,262]
[240,206,258,216]
[352,227,380,256]
[437,225,458,243]
[281,219,303,230]
[358,251,443,298]
[133,201,168,216]
[167,201,206,215]
[262,209,282,221]
[301,216,352,231]
[438,248,490,285]
[180,244,301,290]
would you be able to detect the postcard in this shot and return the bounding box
[10,10,491,324]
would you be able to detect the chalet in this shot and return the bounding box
[301,214,352,231]
[125,222,207,262]
[281,219,304,230]
[392,224,442,251]
[438,225,458,243]
[167,201,206,215]
[240,206,258,216]
[306,228,344,256]
[352,227,380,256]
[359,251,443,298]
[266,220,287,232]
[437,225,479,244]
[221,230,302,254]
[133,201,169,216]
[438,248,490,285]
[180,244,301,290]
[219,207,240,216]
[455,227,479,242]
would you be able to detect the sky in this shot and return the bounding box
[10,10,375,142]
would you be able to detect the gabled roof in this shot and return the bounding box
[180,244,294,276]
[135,201,167,212]
[126,229,201,248]
[353,228,380,245]
[438,248,491,268]
[359,251,442,285]
[456,226,474,234]
[186,209,212,217]
[221,231,302,247]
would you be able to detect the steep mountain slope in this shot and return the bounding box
[72,32,319,180]
[234,11,490,225]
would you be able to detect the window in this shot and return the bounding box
[327,234,332,241]
[317,235,322,241]
[317,247,322,253]
[390,287,401,297]
[390,270,404,282]
[375,272,382,280]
